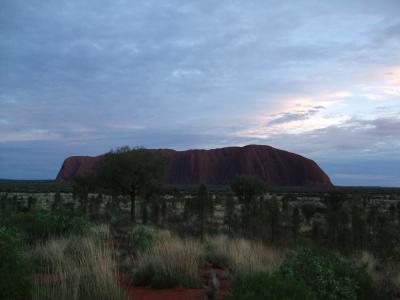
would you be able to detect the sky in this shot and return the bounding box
[1,0,399,186]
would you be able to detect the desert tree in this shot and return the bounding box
[375,212,400,263]
[325,192,346,249]
[159,185,177,225]
[281,194,291,222]
[52,192,62,212]
[350,201,367,251]
[230,175,266,236]
[291,206,301,244]
[337,206,351,253]
[396,202,400,225]
[96,146,169,222]
[366,205,379,243]
[224,192,236,235]
[142,179,163,225]
[194,184,213,240]
[88,193,103,218]
[27,196,37,212]
[0,193,7,215]
[301,203,317,224]
[72,173,97,216]
[389,203,396,223]
[324,196,351,253]
[265,195,282,244]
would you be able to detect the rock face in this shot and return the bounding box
[56,145,332,186]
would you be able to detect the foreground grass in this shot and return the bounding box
[205,235,283,275]
[132,230,205,288]
[2,210,400,300]
[130,227,284,289]
[128,227,400,299]
[31,230,127,300]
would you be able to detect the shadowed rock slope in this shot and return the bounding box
[56,145,332,186]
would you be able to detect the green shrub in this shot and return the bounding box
[5,213,63,242]
[4,213,90,242]
[279,247,388,300]
[0,227,31,299]
[375,278,399,300]
[226,272,316,300]
[128,225,156,254]
[206,251,231,269]
[67,216,91,236]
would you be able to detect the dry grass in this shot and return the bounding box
[206,235,283,275]
[132,231,204,288]
[353,251,400,288]
[132,228,283,289]
[31,238,69,273]
[32,231,126,300]
[393,270,400,287]
[88,223,111,241]
[357,251,380,280]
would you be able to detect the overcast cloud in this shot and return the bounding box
[1,0,399,186]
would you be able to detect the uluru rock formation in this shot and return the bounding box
[56,145,332,186]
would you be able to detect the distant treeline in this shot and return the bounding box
[1,178,400,195]
[0,179,72,193]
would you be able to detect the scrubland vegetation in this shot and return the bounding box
[1,147,400,299]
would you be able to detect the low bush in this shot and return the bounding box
[4,213,64,242]
[67,216,91,236]
[0,226,31,300]
[4,212,90,242]
[279,247,396,300]
[226,272,316,300]
[128,225,156,254]
[376,278,399,300]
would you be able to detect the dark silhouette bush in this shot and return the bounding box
[226,272,315,300]
[279,247,395,300]
[0,227,31,299]
[128,225,156,254]
[3,212,90,242]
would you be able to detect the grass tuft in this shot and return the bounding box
[132,232,204,288]
[32,233,127,300]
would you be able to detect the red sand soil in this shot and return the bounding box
[118,272,204,300]
[125,287,204,300]
[200,263,232,299]
[33,273,60,284]
[34,272,206,300]
[117,261,233,300]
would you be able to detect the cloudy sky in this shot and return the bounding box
[1,0,399,186]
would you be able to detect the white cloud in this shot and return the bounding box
[0,0,399,184]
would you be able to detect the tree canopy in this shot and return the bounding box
[230,175,266,204]
[95,146,170,220]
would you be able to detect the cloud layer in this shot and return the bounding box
[0,0,399,186]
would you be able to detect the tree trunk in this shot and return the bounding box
[141,201,148,224]
[130,187,136,222]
